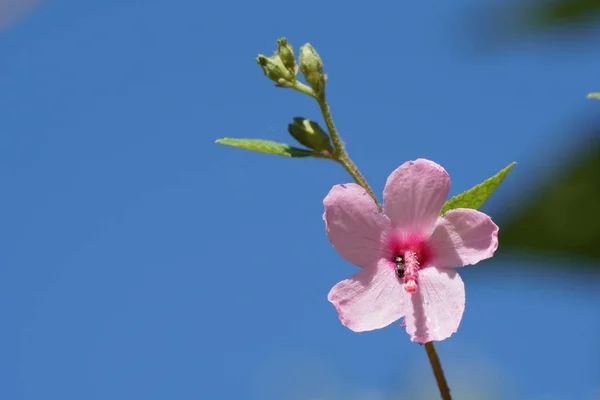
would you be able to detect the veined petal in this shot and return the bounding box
[383,159,450,236]
[403,267,465,343]
[324,183,390,268]
[328,259,406,332]
[429,209,499,268]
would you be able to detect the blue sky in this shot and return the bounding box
[1,1,599,399]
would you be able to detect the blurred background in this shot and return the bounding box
[1,0,599,399]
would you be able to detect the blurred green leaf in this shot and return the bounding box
[500,138,600,262]
[467,0,600,51]
[524,0,600,29]
[215,138,315,158]
[588,92,600,99]
[441,162,516,215]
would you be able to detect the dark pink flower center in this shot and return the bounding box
[384,230,433,293]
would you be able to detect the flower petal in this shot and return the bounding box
[429,208,499,268]
[328,259,406,332]
[403,267,465,343]
[383,159,450,236]
[324,183,390,268]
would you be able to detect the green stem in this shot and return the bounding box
[315,94,380,209]
[310,150,336,160]
[312,89,453,400]
[290,81,317,98]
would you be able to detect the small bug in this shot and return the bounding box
[394,255,405,278]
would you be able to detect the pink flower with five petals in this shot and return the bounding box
[324,159,499,343]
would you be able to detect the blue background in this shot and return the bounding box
[1,1,599,399]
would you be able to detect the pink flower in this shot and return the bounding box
[324,159,499,343]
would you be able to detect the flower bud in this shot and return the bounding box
[299,43,325,96]
[288,117,333,153]
[256,54,295,86]
[276,38,297,76]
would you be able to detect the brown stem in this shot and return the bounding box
[425,342,452,400]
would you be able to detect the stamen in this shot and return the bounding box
[404,280,417,293]
[402,250,420,293]
[385,232,432,293]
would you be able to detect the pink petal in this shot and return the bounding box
[403,267,465,343]
[429,208,499,268]
[324,183,390,268]
[328,259,406,332]
[383,159,450,236]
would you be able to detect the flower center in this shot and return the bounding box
[385,231,433,294]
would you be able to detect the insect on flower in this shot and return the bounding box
[323,159,499,343]
[394,255,405,279]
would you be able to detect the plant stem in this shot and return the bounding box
[313,91,453,400]
[290,81,317,98]
[425,342,452,400]
[315,94,380,208]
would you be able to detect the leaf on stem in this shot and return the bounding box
[441,162,516,214]
[215,138,315,158]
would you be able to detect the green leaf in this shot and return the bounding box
[523,0,600,31]
[441,162,516,215]
[587,92,600,100]
[215,138,314,158]
[469,1,600,51]
[500,139,600,263]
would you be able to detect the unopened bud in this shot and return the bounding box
[288,117,333,153]
[256,54,295,86]
[299,43,325,96]
[276,38,297,76]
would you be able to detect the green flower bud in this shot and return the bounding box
[276,38,297,76]
[256,54,295,86]
[288,117,333,153]
[299,43,325,96]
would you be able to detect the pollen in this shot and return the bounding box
[401,250,421,293]
[404,279,417,293]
